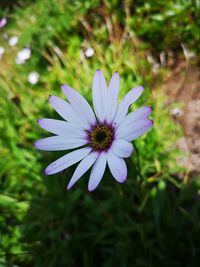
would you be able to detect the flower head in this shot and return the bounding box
[16,48,31,64]
[0,18,7,28]
[85,47,94,58]
[28,71,39,85]
[35,70,153,191]
[8,36,18,46]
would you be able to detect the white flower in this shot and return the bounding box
[0,47,5,59]
[35,70,153,191]
[85,47,94,58]
[16,48,31,64]
[8,36,18,46]
[0,18,7,28]
[28,72,39,85]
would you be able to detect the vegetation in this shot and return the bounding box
[0,1,200,266]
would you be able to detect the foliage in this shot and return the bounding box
[0,0,200,266]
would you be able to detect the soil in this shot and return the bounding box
[161,59,200,176]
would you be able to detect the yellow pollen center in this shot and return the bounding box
[89,124,114,151]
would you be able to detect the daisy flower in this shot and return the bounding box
[35,70,153,191]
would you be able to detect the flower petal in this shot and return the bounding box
[45,147,92,175]
[38,118,87,138]
[88,152,107,191]
[92,70,107,123]
[34,136,87,151]
[67,151,99,189]
[107,151,127,183]
[49,95,90,130]
[113,86,144,125]
[116,119,153,141]
[118,106,152,129]
[61,84,96,126]
[106,71,120,124]
[111,139,133,158]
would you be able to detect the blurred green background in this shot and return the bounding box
[0,0,200,266]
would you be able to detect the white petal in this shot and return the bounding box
[67,151,98,189]
[107,151,127,183]
[92,70,107,123]
[116,119,153,141]
[113,86,144,125]
[106,72,120,123]
[45,147,92,175]
[38,118,87,138]
[118,106,152,129]
[111,139,133,158]
[88,152,107,191]
[49,95,90,130]
[61,84,96,126]
[34,136,87,151]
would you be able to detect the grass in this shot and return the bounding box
[0,1,200,266]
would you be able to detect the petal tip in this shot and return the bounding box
[61,84,67,92]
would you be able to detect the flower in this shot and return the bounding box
[35,70,153,191]
[16,48,31,64]
[8,36,18,46]
[0,47,5,59]
[85,47,94,58]
[0,18,7,28]
[28,71,39,85]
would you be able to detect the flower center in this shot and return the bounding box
[89,124,114,151]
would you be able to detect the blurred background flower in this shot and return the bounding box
[16,47,31,64]
[28,71,39,84]
[0,17,7,28]
[0,0,200,266]
[8,35,18,46]
[0,46,5,59]
[85,47,94,58]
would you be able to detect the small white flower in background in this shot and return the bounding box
[8,36,18,46]
[0,47,5,59]
[85,47,94,58]
[35,70,153,191]
[0,18,7,28]
[16,48,31,64]
[170,108,183,118]
[28,71,39,85]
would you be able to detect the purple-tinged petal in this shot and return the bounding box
[61,84,96,126]
[116,119,153,141]
[88,151,107,191]
[106,71,120,124]
[49,95,90,130]
[67,151,98,190]
[107,151,127,183]
[92,70,107,123]
[34,136,88,151]
[111,139,133,158]
[113,86,144,125]
[45,147,92,175]
[118,106,152,129]
[38,118,87,138]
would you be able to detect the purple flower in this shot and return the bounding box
[0,18,7,28]
[35,70,153,191]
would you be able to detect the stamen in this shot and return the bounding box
[89,123,114,151]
